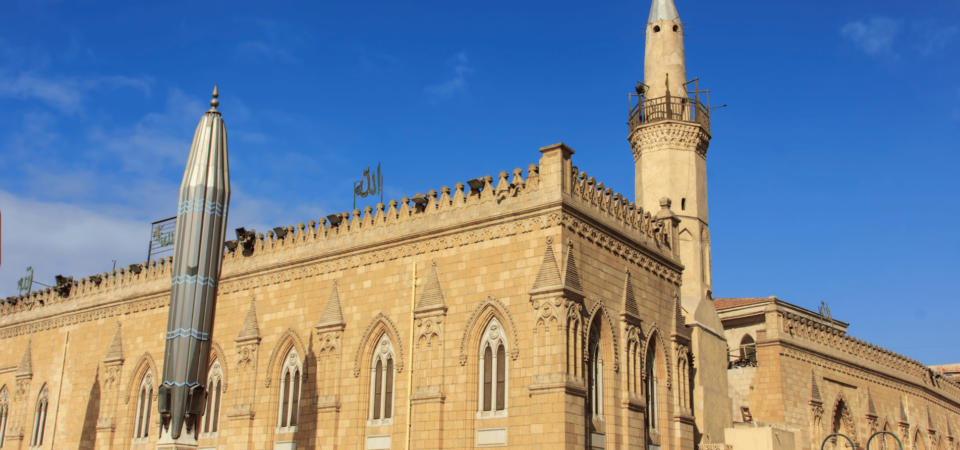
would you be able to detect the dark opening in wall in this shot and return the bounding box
[681,198,686,210]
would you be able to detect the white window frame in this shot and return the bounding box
[276,349,303,434]
[588,327,604,422]
[30,385,49,449]
[367,335,396,427]
[199,360,223,439]
[477,318,509,419]
[132,371,153,444]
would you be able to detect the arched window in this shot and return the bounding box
[132,371,154,443]
[587,326,603,420]
[645,341,661,448]
[199,360,223,439]
[276,349,302,432]
[739,335,757,365]
[369,335,396,425]
[477,318,508,418]
[30,385,49,447]
[0,386,9,448]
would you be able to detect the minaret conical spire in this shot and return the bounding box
[648,0,679,23]
[644,0,687,99]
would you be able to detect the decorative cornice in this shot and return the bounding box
[628,120,711,160]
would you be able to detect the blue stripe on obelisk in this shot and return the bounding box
[171,275,218,287]
[176,199,228,217]
[162,381,204,387]
[165,328,211,341]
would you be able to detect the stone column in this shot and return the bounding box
[226,297,261,450]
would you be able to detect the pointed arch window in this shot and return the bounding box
[0,386,9,448]
[369,335,396,426]
[30,385,49,448]
[645,342,661,448]
[477,318,508,419]
[739,335,757,366]
[199,360,223,439]
[588,326,604,421]
[276,349,302,433]
[132,371,153,443]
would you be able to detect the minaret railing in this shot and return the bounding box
[628,78,711,133]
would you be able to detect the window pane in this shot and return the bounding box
[373,360,383,420]
[281,371,291,427]
[483,346,492,412]
[496,345,506,411]
[385,359,394,419]
[144,392,152,437]
[204,387,213,433]
[136,390,145,438]
[212,380,222,432]
[291,370,301,426]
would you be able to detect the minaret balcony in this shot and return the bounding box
[628,94,710,134]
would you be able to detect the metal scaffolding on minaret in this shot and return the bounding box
[157,85,231,443]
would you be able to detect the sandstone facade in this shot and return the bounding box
[0,144,695,450]
[718,298,960,450]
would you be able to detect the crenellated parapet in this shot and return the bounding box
[774,308,960,403]
[0,145,683,332]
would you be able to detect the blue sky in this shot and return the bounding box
[0,0,957,365]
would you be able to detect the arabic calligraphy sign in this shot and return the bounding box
[17,267,33,295]
[354,163,383,208]
[147,216,177,262]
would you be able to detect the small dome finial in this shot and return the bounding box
[210,84,220,110]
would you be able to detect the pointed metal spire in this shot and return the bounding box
[317,280,346,328]
[415,260,447,313]
[529,236,562,294]
[648,0,680,23]
[15,341,33,378]
[208,84,220,113]
[236,296,261,342]
[104,322,124,363]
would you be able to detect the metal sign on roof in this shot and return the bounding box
[17,267,33,295]
[148,216,177,262]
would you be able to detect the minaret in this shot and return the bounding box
[158,85,231,447]
[629,0,731,444]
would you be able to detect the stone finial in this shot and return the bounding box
[317,280,346,330]
[562,239,584,297]
[236,297,261,343]
[529,236,562,295]
[415,260,447,314]
[810,371,822,404]
[16,341,33,378]
[674,292,690,339]
[900,397,910,424]
[622,268,640,318]
[866,387,878,418]
[104,322,124,363]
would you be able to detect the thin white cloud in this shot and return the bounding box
[917,25,959,56]
[425,51,472,99]
[0,71,152,114]
[840,18,901,58]
[237,41,300,64]
[0,190,146,296]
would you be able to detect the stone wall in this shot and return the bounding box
[0,144,694,450]
[719,298,960,450]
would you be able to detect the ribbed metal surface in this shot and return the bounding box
[159,89,231,438]
[648,0,679,23]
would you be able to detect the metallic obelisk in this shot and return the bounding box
[158,86,231,440]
